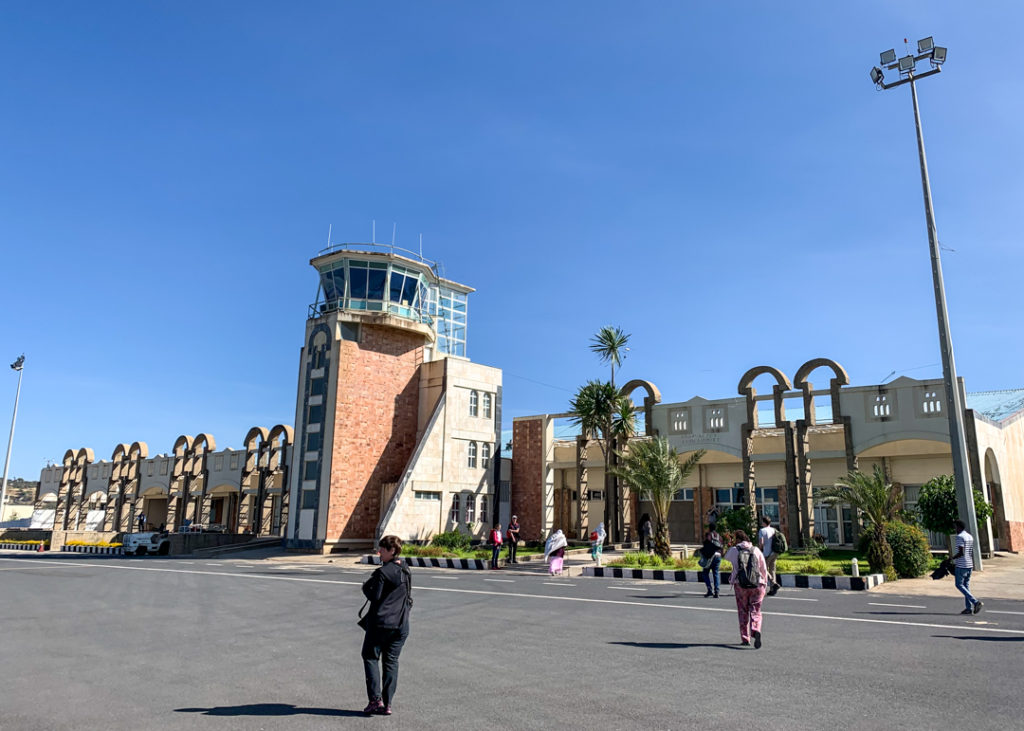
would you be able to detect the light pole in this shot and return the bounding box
[870,39,981,570]
[1,355,26,525]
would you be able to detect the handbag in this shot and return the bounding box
[357,598,371,630]
[697,554,711,569]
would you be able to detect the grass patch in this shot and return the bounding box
[399,544,550,560]
[610,548,879,576]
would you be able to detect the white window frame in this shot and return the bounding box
[465,493,476,523]
[469,390,479,417]
[479,494,488,525]
[483,392,492,419]
[467,441,478,468]
[449,494,460,523]
[481,442,491,468]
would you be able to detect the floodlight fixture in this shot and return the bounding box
[917,36,934,54]
[880,49,897,66]
[870,67,884,85]
[898,54,916,73]
[932,46,947,65]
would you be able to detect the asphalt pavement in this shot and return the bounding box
[1,550,1022,730]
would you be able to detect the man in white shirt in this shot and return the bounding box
[953,520,982,615]
[758,516,781,596]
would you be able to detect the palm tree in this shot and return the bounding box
[569,380,636,542]
[816,465,903,574]
[816,465,904,530]
[613,438,705,559]
[589,326,630,389]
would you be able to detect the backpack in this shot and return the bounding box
[772,529,788,555]
[709,532,723,552]
[734,547,760,589]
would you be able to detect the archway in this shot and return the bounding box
[139,486,169,531]
[984,449,1005,551]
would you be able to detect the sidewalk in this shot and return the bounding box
[870,551,1024,601]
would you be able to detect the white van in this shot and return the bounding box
[123,531,171,556]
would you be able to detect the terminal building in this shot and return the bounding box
[511,360,1024,553]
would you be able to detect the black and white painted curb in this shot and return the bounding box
[61,545,125,555]
[0,542,43,551]
[362,555,490,570]
[583,566,885,591]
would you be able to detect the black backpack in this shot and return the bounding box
[772,529,788,555]
[734,547,760,589]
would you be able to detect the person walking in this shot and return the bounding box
[137,512,146,532]
[506,516,521,564]
[722,529,768,648]
[639,514,653,553]
[545,529,568,575]
[699,527,724,598]
[758,516,781,596]
[590,522,607,567]
[952,519,982,615]
[360,535,413,716]
[489,523,504,569]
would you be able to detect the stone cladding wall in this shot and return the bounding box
[327,325,423,542]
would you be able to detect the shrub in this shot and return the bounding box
[864,526,894,575]
[881,521,931,578]
[430,530,471,552]
[718,506,756,539]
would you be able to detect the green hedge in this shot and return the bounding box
[858,521,930,578]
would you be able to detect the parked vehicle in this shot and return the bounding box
[123,531,170,556]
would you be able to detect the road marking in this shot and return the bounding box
[0,564,76,571]
[206,563,223,566]
[769,596,818,602]
[543,582,575,586]
[869,602,927,609]
[484,578,514,583]
[611,586,644,591]
[175,561,195,564]
[9,557,1023,637]
[427,576,459,580]
[989,610,1024,616]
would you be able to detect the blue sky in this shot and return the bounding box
[2,2,1022,478]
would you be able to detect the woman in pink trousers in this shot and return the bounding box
[722,529,768,648]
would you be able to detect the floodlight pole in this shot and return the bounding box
[906,74,981,570]
[1,359,25,525]
[878,59,981,569]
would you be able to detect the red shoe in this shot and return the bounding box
[363,699,384,714]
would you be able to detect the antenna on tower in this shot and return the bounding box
[372,220,376,243]
[391,222,397,252]
[326,224,332,248]
[419,233,423,260]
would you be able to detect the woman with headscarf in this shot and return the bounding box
[544,529,568,575]
[590,522,607,567]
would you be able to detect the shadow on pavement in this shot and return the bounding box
[932,635,1024,642]
[610,641,744,650]
[175,703,366,717]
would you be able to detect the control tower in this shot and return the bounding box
[286,243,502,551]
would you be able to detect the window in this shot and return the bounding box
[465,494,476,523]
[310,378,326,396]
[467,441,478,468]
[450,494,461,523]
[308,404,324,424]
[306,432,322,453]
[301,490,317,510]
[920,389,942,416]
[716,486,745,511]
[705,406,727,432]
[469,390,479,417]
[673,488,694,501]
[670,408,691,434]
[414,491,441,501]
[756,487,780,526]
[160,461,169,475]
[870,392,892,419]
[214,455,224,471]
[303,461,319,480]
[479,494,488,525]
[481,442,491,468]
[588,490,604,500]
[229,455,238,470]
[483,392,492,419]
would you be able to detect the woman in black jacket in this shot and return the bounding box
[361,535,413,716]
